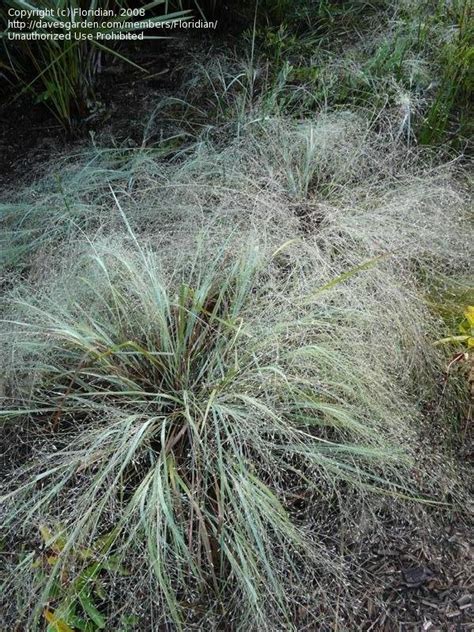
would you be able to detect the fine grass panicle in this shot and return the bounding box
[0,148,139,270]
[2,227,430,630]
[237,0,474,144]
[2,108,469,278]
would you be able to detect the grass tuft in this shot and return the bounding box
[2,228,430,628]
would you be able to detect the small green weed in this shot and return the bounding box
[36,525,126,631]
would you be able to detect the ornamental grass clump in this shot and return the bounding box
[1,229,417,629]
[1,100,470,629]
